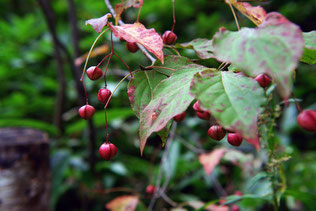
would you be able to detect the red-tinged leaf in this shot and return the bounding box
[175,38,214,59]
[109,22,164,63]
[199,148,226,175]
[85,13,112,33]
[106,195,138,211]
[114,0,143,25]
[190,70,266,149]
[301,31,316,64]
[139,64,209,154]
[128,70,167,118]
[212,12,304,99]
[227,0,266,25]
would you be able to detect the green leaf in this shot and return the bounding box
[300,31,316,64]
[153,55,193,76]
[190,70,266,149]
[139,64,209,154]
[128,70,167,118]
[212,12,304,99]
[175,38,213,59]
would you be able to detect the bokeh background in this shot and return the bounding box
[0,0,316,210]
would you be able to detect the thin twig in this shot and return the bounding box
[148,123,178,211]
[104,0,156,64]
[211,176,227,197]
[160,192,178,207]
[171,0,176,32]
[177,136,205,154]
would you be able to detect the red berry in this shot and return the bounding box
[297,110,316,132]
[98,143,118,160]
[173,112,186,122]
[146,185,156,195]
[231,205,240,211]
[254,74,271,88]
[196,111,211,120]
[234,191,243,196]
[98,88,111,104]
[86,66,103,80]
[162,30,177,45]
[208,125,226,141]
[227,133,243,146]
[126,42,139,53]
[219,199,226,205]
[78,105,95,120]
[193,101,202,111]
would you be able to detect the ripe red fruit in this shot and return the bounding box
[78,104,95,120]
[208,125,226,141]
[297,110,316,132]
[193,101,202,111]
[227,133,243,146]
[231,205,240,211]
[98,143,118,160]
[234,191,243,196]
[126,42,139,53]
[146,185,156,195]
[196,111,211,120]
[98,88,111,104]
[162,30,177,45]
[173,112,186,122]
[86,66,103,80]
[254,74,271,88]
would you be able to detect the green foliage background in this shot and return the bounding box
[0,0,315,210]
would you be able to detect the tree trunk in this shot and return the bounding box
[0,128,50,211]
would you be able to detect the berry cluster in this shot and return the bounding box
[78,32,136,161]
[172,100,244,147]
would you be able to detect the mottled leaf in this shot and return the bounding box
[153,55,193,76]
[301,31,316,64]
[212,12,304,99]
[139,64,209,154]
[199,148,226,175]
[227,0,266,25]
[109,22,164,63]
[106,195,138,211]
[128,70,167,118]
[175,38,214,59]
[190,70,266,149]
[128,70,169,145]
[114,0,144,25]
[85,13,112,33]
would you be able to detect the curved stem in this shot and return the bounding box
[96,53,111,69]
[227,1,240,31]
[80,28,109,81]
[104,69,140,110]
[104,54,113,85]
[291,93,302,113]
[113,52,133,76]
[136,5,142,22]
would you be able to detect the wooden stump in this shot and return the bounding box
[0,128,50,211]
